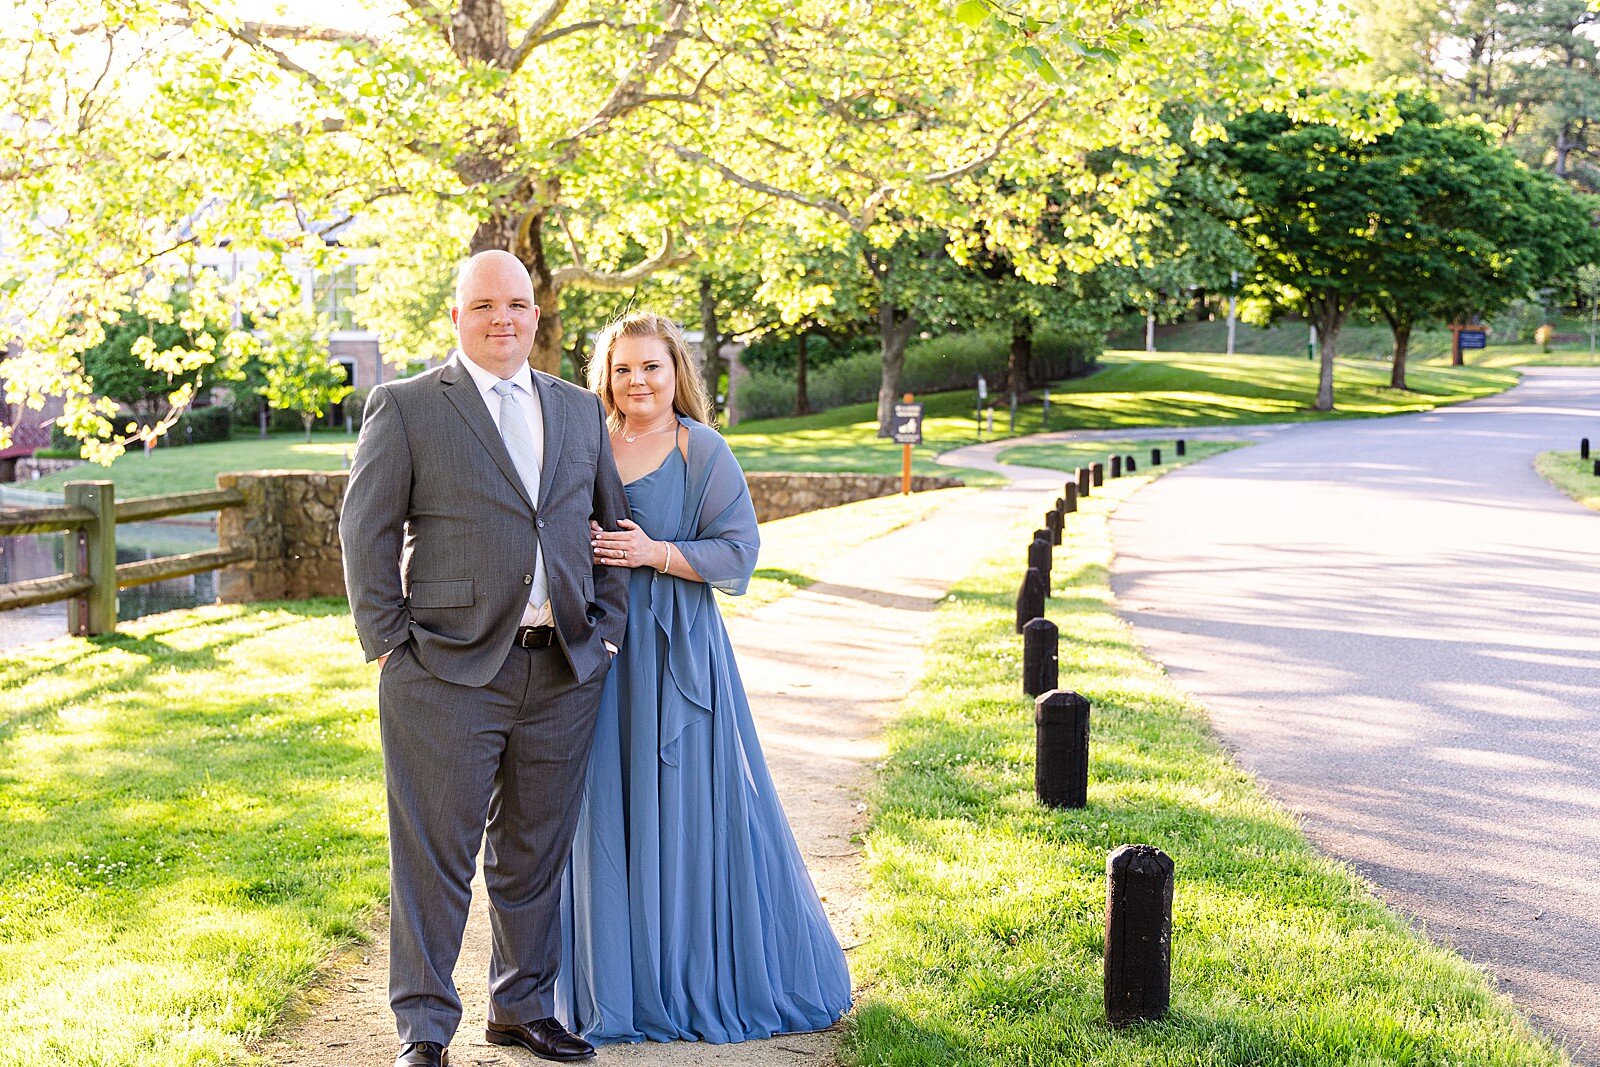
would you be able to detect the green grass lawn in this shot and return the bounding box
[728,488,975,618]
[844,444,1565,1066]
[25,431,359,496]
[0,601,388,1066]
[726,349,1516,483]
[0,488,970,1064]
[1133,318,1600,368]
[999,438,1240,473]
[1536,451,1600,511]
[22,350,1515,498]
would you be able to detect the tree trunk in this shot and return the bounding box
[1311,300,1345,411]
[469,209,565,376]
[875,301,916,436]
[698,276,723,416]
[795,329,811,416]
[1389,320,1412,390]
[1145,309,1156,353]
[302,412,314,443]
[1008,316,1033,399]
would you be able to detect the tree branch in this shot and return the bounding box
[554,0,692,154]
[664,143,857,226]
[921,98,1051,185]
[503,0,575,71]
[549,229,693,292]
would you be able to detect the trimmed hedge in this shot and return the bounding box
[168,404,233,445]
[734,324,1100,421]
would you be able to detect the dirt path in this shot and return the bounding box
[262,468,1060,1067]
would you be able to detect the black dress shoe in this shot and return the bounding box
[485,1017,595,1061]
[395,1041,447,1067]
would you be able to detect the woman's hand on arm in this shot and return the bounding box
[590,520,704,581]
[591,519,662,569]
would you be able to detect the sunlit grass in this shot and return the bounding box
[999,438,1240,473]
[25,352,1515,499]
[725,350,1517,483]
[1130,318,1600,368]
[0,601,387,1066]
[1536,451,1600,512]
[726,488,975,618]
[843,445,1565,1067]
[26,431,358,496]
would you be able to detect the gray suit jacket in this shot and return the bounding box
[339,355,630,687]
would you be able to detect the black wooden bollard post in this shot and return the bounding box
[1034,689,1089,808]
[1594,459,1600,477]
[1023,619,1059,696]
[1028,535,1053,586]
[1583,438,1591,459]
[1150,447,1162,466]
[1175,439,1186,457]
[1110,455,1122,478]
[1063,483,1078,513]
[1091,462,1104,487]
[1077,467,1092,497]
[1016,567,1047,634]
[1125,455,1137,473]
[1046,509,1063,546]
[1104,844,1174,1028]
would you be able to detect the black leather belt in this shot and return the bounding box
[515,625,557,649]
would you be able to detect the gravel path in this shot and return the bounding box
[262,469,1060,1066]
[1103,368,1600,1063]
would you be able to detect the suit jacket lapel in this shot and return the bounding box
[532,370,565,511]
[440,357,536,512]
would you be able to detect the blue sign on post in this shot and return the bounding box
[1459,329,1488,350]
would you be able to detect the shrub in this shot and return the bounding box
[344,386,373,431]
[732,323,1101,420]
[169,404,233,446]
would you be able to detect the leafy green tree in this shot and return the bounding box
[258,311,351,443]
[3,0,1362,452]
[1353,98,1597,386]
[1225,93,1597,400]
[81,299,223,417]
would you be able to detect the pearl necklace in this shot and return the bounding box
[621,420,677,443]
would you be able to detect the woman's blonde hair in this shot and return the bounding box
[587,311,715,430]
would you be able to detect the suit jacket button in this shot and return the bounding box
[537,519,546,528]
[523,574,533,585]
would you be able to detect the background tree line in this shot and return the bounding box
[2,0,1596,452]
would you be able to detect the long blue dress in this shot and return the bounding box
[557,419,852,1045]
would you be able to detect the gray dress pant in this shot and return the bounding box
[379,638,605,1046]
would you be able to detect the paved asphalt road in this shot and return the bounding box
[1110,367,1600,1063]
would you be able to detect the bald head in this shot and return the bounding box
[451,250,540,377]
[454,249,532,308]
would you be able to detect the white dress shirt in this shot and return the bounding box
[457,351,553,628]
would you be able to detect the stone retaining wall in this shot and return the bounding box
[13,456,83,481]
[745,472,963,523]
[217,469,349,603]
[212,468,962,604]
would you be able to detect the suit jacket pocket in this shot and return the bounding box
[581,574,594,604]
[407,578,474,609]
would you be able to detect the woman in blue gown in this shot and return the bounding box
[557,311,851,1047]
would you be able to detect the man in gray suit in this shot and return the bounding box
[339,250,628,1067]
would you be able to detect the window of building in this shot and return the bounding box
[313,265,361,331]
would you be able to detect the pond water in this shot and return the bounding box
[0,485,219,652]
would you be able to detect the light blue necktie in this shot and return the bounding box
[491,380,547,612]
